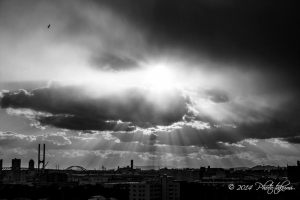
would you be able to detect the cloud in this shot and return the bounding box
[283,136,300,144]
[137,152,157,161]
[37,115,135,132]
[90,53,141,71]
[0,131,90,150]
[1,84,192,131]
[7,148,29,155]
[0,131,36,142]
[242,139,258,146]
[62,150,85,158]
[92,150,130,158]
[42,132,72,146]
[161,153,185,162]
[266,138,290,148]
[205,89,229,103]
[1,83,300,155]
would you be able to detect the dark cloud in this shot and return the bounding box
[205,89,229,103]
[145,110,300,149]
[154,125,242,148]
[37,115,135,132]
[96,0,299,65]
[0,84,191,131]
[86,0,300,95]
[283,136,300,144]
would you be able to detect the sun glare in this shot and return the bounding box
[142,65,176,91]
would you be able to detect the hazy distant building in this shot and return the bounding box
[117,160,139,173]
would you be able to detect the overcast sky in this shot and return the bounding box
[0,0,300,169]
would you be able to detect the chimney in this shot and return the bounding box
[38,144,40,170]
[297,161,300,167]
[43,144,45,170]
[131,160,133,169]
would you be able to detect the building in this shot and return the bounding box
[69,174,109,185]
[287,161,300,183]
[174,169,201,181]
[117,160,140,174]
[29,159,34,170]
[11,158,21,182]
[131,160,134,169]
[12,158,21,170]
[37,171,68,183]
[129,182,161,200]
[159,175,180,200]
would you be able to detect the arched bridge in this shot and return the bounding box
[65,166,87,171]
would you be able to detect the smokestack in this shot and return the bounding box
[0,159,2,171]
[131,160,133,169]
[43,144,45,170]
[38,144,40,170]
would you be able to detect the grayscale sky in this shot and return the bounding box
[0,0,299,169]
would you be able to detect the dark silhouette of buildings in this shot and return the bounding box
[11,158,21,182]
[29,159,34,170]
[11,158,21,170]
[287,161,300,183]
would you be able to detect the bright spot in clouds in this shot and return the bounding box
[142,64,177,91]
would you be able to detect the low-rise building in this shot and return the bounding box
[129,181,161,200]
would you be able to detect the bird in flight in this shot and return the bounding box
[48,24,50,28]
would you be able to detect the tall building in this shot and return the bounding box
[0,159,2,175]
[29,159,34,170]
[11,158,21,182]
[131,160,134,169]
[159,175,180,200]
[12,158,21,170]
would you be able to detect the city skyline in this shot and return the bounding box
[1,0,300,170]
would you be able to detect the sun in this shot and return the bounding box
[142,65,176,91]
